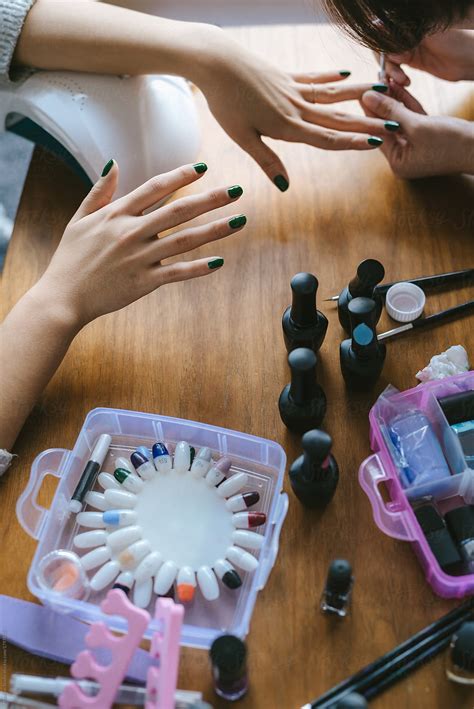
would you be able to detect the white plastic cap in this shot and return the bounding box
[385,282,426,323]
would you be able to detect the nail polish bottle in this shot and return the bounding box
[289,429,339,508]
[278,348,327,433]
[413,503,463,576]
[340,297,386,390]
[282,273,328,353]
[446,621,474,685]
[444,506,474,569]
[320,559,353,617]
[338,259,385,333]
[210,635,248,701]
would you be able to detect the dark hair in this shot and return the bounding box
[323,1,473,52]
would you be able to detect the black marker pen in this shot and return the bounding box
[69,434,111,513]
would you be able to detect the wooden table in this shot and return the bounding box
[1,23,473,709]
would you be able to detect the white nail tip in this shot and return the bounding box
[173,441,191,473]
[73,530,107,549]
[80,546,111,571]
[226,546,258,572]
[103,488,137,509]
[232,529,263,550]
[197,566,220,601]
[217,473,248,498]
[90,560,120,591]
[98,472,121,490]
[84,491,108,511]
[134,551,163,583]
[190,448,212,478]
[114,457,135,474]
[76,511,106,528]
[135,462,156,480]
[154,561,178,595]
[133,578,153,608]
[107,526,142,551]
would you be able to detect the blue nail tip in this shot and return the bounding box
[152,442,169,458]
[103,510,120,525]
[131,451,147,469]
[353,323,374,346]
[136,446,150,460]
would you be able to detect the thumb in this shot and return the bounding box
[361,90,414,126]
[71,159,119,222]
[237,132,290,192]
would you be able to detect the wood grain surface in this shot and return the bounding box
[1,23,473,709]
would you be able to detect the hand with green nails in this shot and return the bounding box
[360,84,474,178]
[34,161,247,326]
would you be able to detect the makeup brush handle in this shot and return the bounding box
[412,299,474,329]
[374,269,474,297]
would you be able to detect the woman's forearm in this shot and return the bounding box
[14,0,218,86]
[0,280,79,451]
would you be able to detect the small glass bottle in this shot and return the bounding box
[446,622,474,686]
[209,635,248,701]
[320,559,353,617]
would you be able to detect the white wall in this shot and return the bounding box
[104,0,327,26]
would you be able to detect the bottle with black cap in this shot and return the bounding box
[278,348,327,433]
[445,505,474,567]
[320,559,354,617]
[289,429,339,508]
[338,259,385,333]
[340,297,386,390]
[413,502,464,576]
[446,621,474,685]
[282,272,328,353]
[209,634,248,700]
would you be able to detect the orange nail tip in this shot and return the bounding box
[177,584,195,603]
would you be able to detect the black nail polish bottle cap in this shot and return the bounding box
[451,622,474,672]
[348,259,385,298]
[301,429,332,477]
[348,297,380,357]
[336,693,368,709]
[326,559,352,593]
[445,506,474,544]
[290,273,320,327]
[288,348,319,405]
[438,390,474,426]
[414,504,463,572]
[210,635,247,681]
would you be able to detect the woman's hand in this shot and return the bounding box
[377,29,474,86]
[360,85,474,179]
[36,160,247,327]
[191,29,394,190]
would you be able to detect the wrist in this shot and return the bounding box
[182,24,239,88]
[447,118,474,174]
[27,279,84,338]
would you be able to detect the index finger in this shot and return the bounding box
[114,162,208,215]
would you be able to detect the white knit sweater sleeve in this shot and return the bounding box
[0,449,13,476]
[0,0,36,81]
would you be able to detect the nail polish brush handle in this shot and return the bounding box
[374,268,474,297]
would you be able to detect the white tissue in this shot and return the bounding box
[416,345,469,383]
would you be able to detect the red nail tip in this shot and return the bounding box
[248,512,266,528]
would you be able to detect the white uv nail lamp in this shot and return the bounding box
[17,408,288,649]
[0,71,200,196]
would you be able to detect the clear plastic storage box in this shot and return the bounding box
[17,408,288,648]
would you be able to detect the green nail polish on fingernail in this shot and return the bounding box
[339,70,351,77]
[228,185,243,199]
[368,136,384,146]
[384,120,400,132]
[372,84,388,93]
[208,258,224,270]
[101,159,114,177]
[193,162,208,174]
[273,174,289,192]
[229,215,247,229]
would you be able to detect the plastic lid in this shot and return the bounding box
[385,282,425,323]
[451,622,474,671]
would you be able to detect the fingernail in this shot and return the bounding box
[208,258,224,270]
[193,162,208,174]
[384,120,400,132]
[368,136,384,147]
[273,175,289,192]
[372,84,388,93]
[339,70,351,77]
[229,215,247,229]
[101,159,114,177]
[227,185,243,199]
